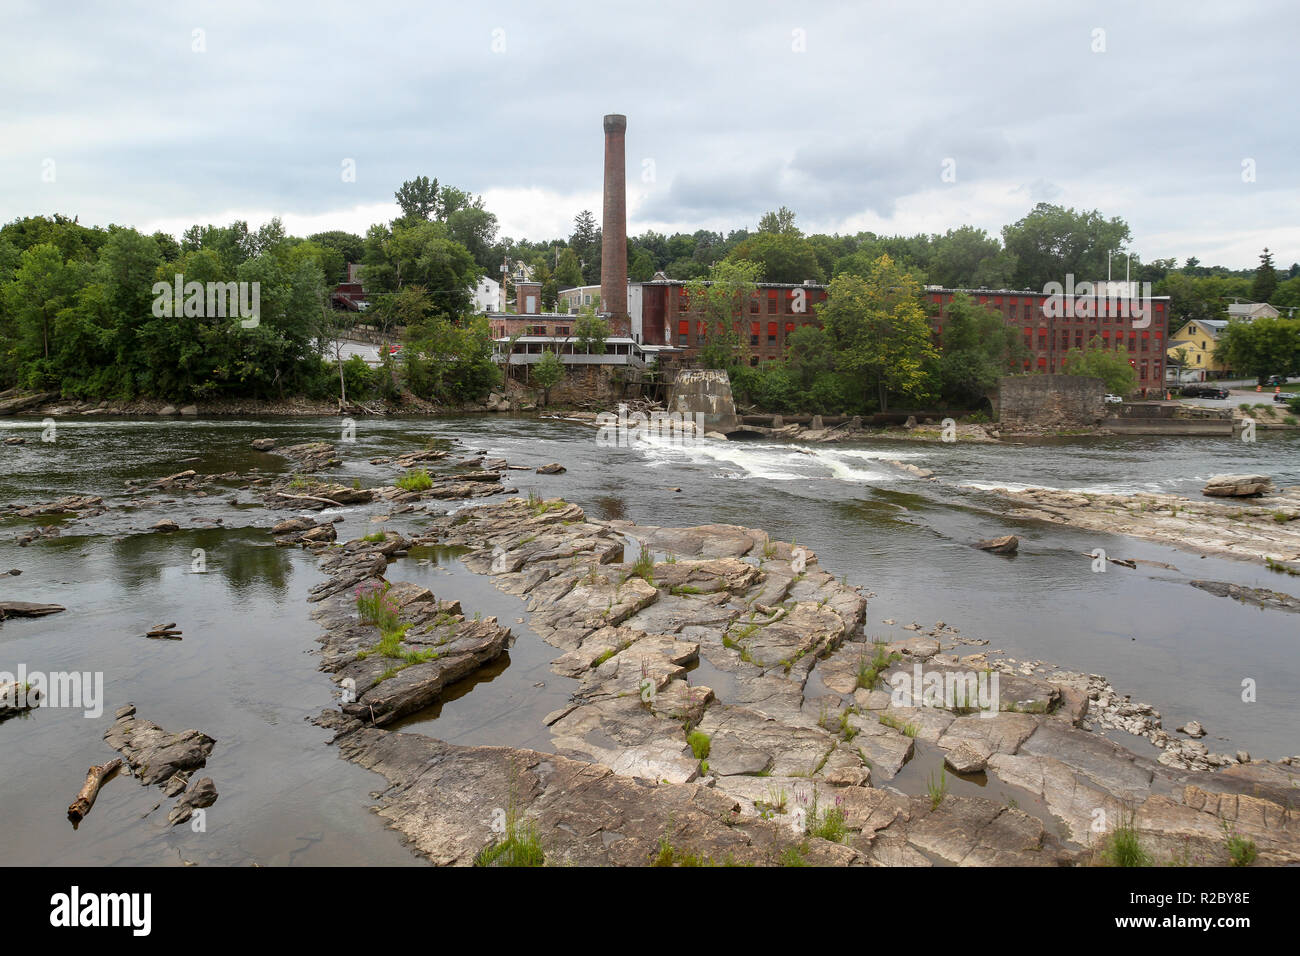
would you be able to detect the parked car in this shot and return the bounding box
[1103,394,1124,404]
[1275,391,1291,403]
[1266,374,1288,386]
[1178,383,1230,399]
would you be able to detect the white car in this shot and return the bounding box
[1103,394,1124,404]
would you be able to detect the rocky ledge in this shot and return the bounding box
[310,496,1300,866]
[985,480,1300,568]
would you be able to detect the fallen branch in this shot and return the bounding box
[67,758,122,822]
[273,492,344,508]
[146,622,183,639]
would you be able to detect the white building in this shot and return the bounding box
[472,276,500,314]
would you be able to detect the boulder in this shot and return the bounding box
[152,519,179,532]
[179,405,198,417]
[536,463,566,474]
[974,535,1019,554]
[251,438,276,451]
[1201,474,1274,497]
[158,405,178,416]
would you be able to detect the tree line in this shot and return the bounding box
[2,180,1294,404]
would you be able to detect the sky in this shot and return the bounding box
[3,0,1297,270]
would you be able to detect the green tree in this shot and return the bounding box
[819,254,937,411]
[728,232,823,284]
[935,293,1027,405]
[554,247,584,288]
[1214,316,1300,383]
[395,176,440,221]
[1062,336,1138,395]
[1001,203,1132,290]
[1251,247,1278,302]
[757,206,800,236]
[531,348,563,404]
[570,210,600,284]
[785,324,833,388]
[573,314,609,354]
[687,259,763,369]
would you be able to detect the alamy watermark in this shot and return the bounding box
[1,664,104,718]
[888,662,1000,718]
[151,274,260,328]
[1041,275,1153,329]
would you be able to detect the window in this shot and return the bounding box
[767,321,777,345]
[749,295,759,314]
[767,291,778,314]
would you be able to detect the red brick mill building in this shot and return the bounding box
[491,279,1168,395]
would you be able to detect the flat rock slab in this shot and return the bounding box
[0,601,66,618]
[104,708,216,786]
[328,723,853,866]
[1202,474,1274,497]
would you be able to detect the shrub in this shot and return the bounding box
[355,582,400,631]
[396,468,433,491]
[687,731,711,760]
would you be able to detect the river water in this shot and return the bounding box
[1,415,1297,865]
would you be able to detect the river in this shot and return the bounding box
[1,415,1296,865]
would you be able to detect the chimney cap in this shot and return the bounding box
[603,114,627,133]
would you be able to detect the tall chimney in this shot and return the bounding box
[601,113,628,335]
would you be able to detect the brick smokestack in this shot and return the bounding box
[601,114,628,335]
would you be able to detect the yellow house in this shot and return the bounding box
[1166,319,1231,380]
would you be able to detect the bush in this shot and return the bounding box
[396,468,433,491]
[340,354,377,399]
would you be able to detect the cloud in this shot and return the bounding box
[1,0,1295,268]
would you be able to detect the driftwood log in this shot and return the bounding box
[67,758,122,822]
[146,622,182,639]
[273,492,343,508]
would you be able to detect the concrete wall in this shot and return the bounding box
[998,375,1106,430]
[669,369,740,434]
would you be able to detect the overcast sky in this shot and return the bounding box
[4,0,1296,269]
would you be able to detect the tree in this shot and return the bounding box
[1214,316,1300,383]
[728,232,823,284]
[935,293,1028,405]
[1001,203,1131,290]
[1251,248,1278,302]
[570,210,600,284]
[926,226,1015,289]
[1170,346,1191,382]
[531,349,563,405]
[757,207,800,236]
[819,254,937,411]
[553,247,583,289]
[1062,337,1138,396]
[395,176,440,221]
[573,314,608,354]
[687,259,764,369]
[785,324,833,388]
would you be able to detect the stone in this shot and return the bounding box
[251,438,276,451]
[152,519,179,532]
[536,463,566,474]
[158,405,178,415]
[179,405,198,416]
[1178,720,1207,738]
[168,777,218,825]
[104,712,216,786]
[974,535,1019,554]
[1201,474,1274,497]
